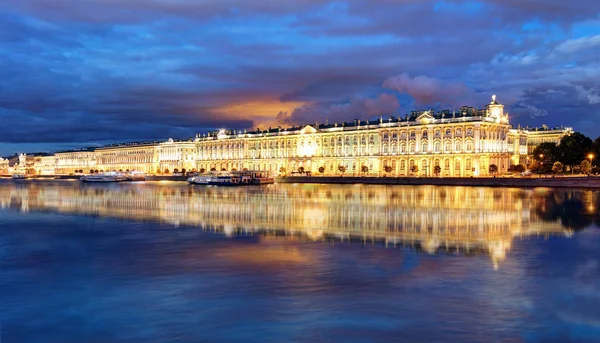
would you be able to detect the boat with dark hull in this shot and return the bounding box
[188,170,273,186]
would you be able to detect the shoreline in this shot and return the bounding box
[2,174,600,189]
[275,175,600,188]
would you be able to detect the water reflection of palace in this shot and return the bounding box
[1,181,595,267]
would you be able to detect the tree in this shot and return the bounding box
[279,167,286,174]
[361,165,368,174]
[338,165,346,175]
[560,132,593,172]
[434,165,441,176]
[231,168,237,172]
[410,165,419,174]
[210,167,217,171]
[164,169,170,174]
[221,168,226,171]
[489,164,498,175]
[318,166,325,174]
[384,165,392,174]
[581,160,592,175]
[173,168,179,173]
[552,161,564,174]
[181,168,186,175]
[298,166,305,173]
[200,168,206,173]
[533,142,561,173]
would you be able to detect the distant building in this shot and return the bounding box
[17,95,573,176]
[0,157,8,175]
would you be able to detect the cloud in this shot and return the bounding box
[525,105,549,118]
[270,93,400,127]
[575,86,600,105]
[383,74,476,107]
[1,0,600,153]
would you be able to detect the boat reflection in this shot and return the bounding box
[0,181,597,267]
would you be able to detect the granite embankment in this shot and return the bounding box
[275,175,600,188]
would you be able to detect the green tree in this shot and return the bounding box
[590,136,600,168]
[410,165,419,174]
[533,142,561,173]
[200,168,206,173]
[581,160,592,175]
[384,165,392,174]
[298,166,305,173]
[279,167,286,175]
[559,132,593,172]
[434,165,442,176]
[361,165,369,174]
[338,165,346,175]
[552,161,564,174]
[489,164,498,175]
[318,166,325,174]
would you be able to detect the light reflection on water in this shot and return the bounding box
[0,180,599,342]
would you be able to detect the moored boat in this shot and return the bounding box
[188,170,273,186]
[125,171,146,181]
[11,173,27,179]
[80,172,126,183]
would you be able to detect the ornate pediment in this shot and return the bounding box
[416,110,434,124]
[300,125,318,134]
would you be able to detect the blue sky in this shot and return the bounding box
[1,0,599,156]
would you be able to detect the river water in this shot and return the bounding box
[0,180,599,342]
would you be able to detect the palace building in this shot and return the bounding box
[12,96,572,176]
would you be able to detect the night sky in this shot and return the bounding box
[1,0,599,156]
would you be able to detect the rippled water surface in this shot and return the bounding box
[0,179,599,342]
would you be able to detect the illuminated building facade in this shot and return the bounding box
[193,96,569,176]
[33,154,57,176]
[0,157,8,175]
[13,96,572,176]
[54,148,96,174]
[96,143,157,174]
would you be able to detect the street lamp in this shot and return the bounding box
[589,153,595,175]
[539,154,544,177]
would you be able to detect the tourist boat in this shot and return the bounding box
[125,171,146,181]
[188,171,275,186]
[11,173,27,179]
[80,172,126,183]
[188,172,252,186]
[247,170,275,185]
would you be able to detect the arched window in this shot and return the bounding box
[444,159,450,170]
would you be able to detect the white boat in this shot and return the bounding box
[188,172,249,186]
[80,172,126,183]
[125,171,146,181]
[11,173,27,179]
[188,171,271,186]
